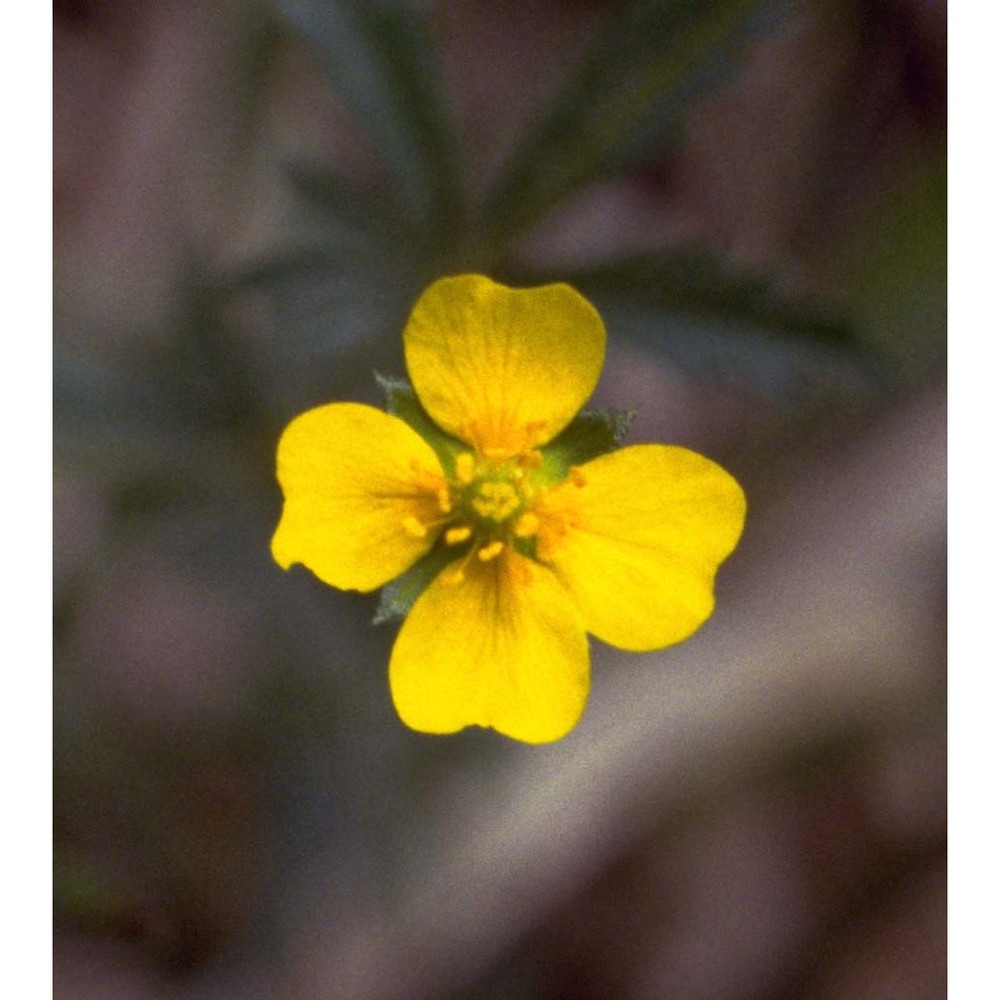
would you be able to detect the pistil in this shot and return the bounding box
[403,444,563,585]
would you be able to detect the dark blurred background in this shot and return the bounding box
[53,1,945,997]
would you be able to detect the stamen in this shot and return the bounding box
[523,420,548,450]
[441,545,477,586]
[513,512,539,538]
[444,525,472,545]
[437,487,453,513]
[482,446,510,461]
[519,449,543,470]
[402,516,429,539]
[477,540,504,562]
[455,452,476,484]
[568,466,587,487]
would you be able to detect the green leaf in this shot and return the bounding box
[53,343,274,501]
[540,409,635,483]
[826,146,946,379]
[278,0,461,241]
[286,164,423,249]
[220,240,432,411]
[480,0,791,248]
[373,541,459,625]
[54,355,204,479]
[53,849,122,925]
[377,375,465,468]
[511,249,883,400]
[516,249,860,353]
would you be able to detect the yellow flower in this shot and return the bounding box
[271,275,746,744]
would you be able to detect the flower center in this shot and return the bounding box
[404,449,548,586]
[404,445,591,588]
[470,480,521,523]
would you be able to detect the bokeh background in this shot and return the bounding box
[53,1,946,997]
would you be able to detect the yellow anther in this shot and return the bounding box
[444,525,472,545]
[455,452,476,484]
[513,512,540,538]
[521,421,549,451]
[437,487,453,513]
[477,540,504,562]
[402,515,428,538]
[568,466,587,487]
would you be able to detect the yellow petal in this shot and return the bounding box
[389,550,589,743]
[536,445,746,651]
[271,403,447,592]
[403,274,606,457]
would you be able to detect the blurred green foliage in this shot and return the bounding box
[54,0,940,497]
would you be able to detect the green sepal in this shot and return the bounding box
[540,408,635,484]
[373,539,461,625]
[377,375,465,469]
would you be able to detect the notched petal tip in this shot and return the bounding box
[540,444,747,652]
[389,551,590,744]
[403,274,606,456]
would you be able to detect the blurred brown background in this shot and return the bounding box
[54,1,945,997]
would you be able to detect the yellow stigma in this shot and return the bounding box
[470,480,521,522]
[423,446,553,588]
